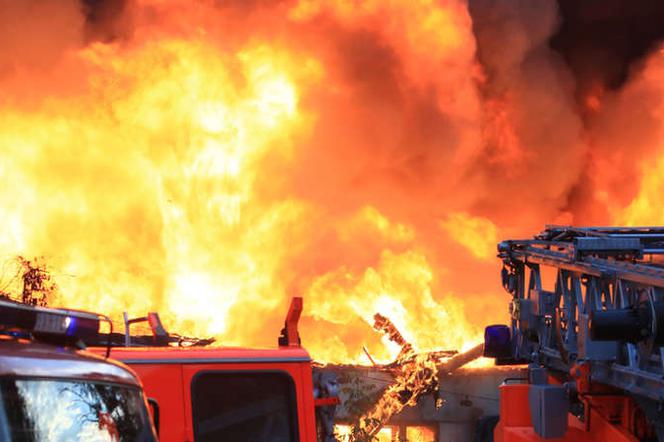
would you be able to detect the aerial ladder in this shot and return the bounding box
[484,226,664,441]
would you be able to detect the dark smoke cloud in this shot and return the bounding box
[468,0,583,227]
[469,0,664,226]
[82,0,133,42]
[549,0,664,223]
[552,0,664,94]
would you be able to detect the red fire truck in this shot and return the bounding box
[0,299,158,441]
[93,297,339,442]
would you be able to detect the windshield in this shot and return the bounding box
[0,378,156,442]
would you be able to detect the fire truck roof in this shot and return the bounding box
[0,336,142,386]
[102,345,312,365]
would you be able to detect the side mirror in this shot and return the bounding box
[147,397,160,436]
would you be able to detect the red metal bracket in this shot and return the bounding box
[278,297,303,347]
[314,397,341,407]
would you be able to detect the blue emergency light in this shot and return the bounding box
[483,324,512,358]
[0,299,103,342]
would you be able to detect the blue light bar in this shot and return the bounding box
[0,299,100,341]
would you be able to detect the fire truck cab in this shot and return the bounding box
[99,297,336,442]
[0,299,158,441]
[107,345,317,442]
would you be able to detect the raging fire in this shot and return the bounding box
[1,0,663,365]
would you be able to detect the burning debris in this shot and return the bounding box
[337,313,484,441]
[0,256,56,307]
[372,313,416,363]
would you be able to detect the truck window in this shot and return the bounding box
[191,372,298,442]
[0,378,156,442]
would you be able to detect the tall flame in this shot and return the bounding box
[2,0,663,364]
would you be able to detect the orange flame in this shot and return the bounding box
[4,0,661,366]
[0,0,495,365]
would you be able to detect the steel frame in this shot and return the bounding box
[499,226,664,403]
